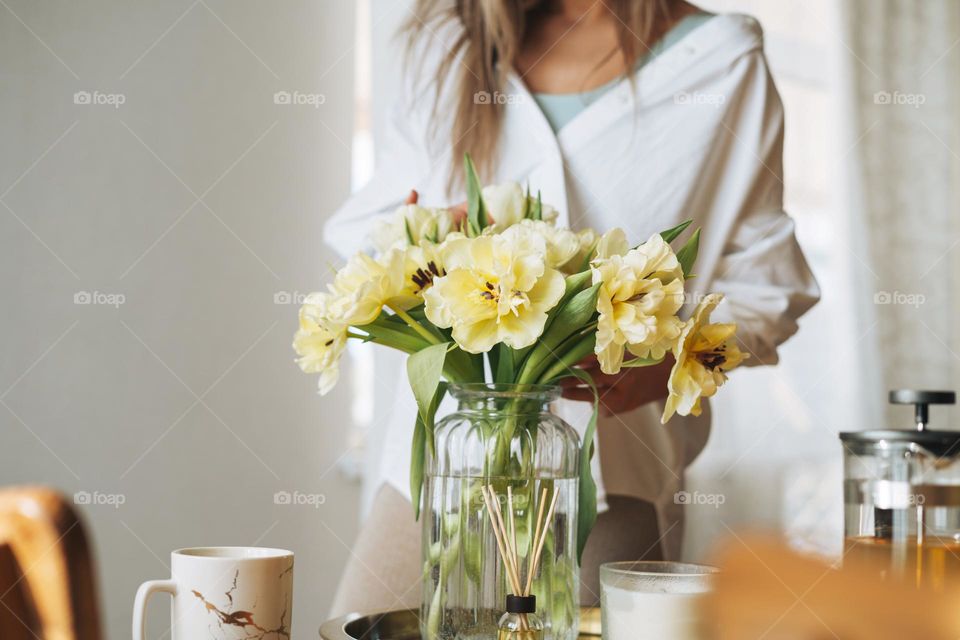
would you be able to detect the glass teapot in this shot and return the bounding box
[840,390,960,589]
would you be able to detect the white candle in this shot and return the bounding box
[602,586,703,640]
[600,562,714,640]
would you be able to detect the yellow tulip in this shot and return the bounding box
[324,251,402,325]
[595,227,630,259]
[293,295,347,395]
[371,204,456,253]
[661,293,746,423]
[390,243,446,310]
[515,219,580,270]
[563,228,599,273]
[482,182,526,227]
[424,225,565,353]
[591,233,685,374]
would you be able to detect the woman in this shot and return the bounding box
[325,0,819,614]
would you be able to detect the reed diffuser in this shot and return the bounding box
[481,484,559,640]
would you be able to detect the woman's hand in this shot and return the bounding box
[560,356,674,417]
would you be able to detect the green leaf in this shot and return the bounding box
[519,285,600,384]
[487,348,500,382]
[464,154,488,235]
[403,304,429,323]
[676,227,701,277]
[531,271,592,362]
[560,270,594,306]
[407,343,450,519]
[563,367,599,562]
[494,343,515,383]
[408,342,450,425]
[659,219,693,245]
[404,217,416,245]
[522,183,531,219]
[409,381,447,519]
[410,411,427,520]
[538,332,596,384]
[361,322,431,354]
[531,190,543,221]
[578,239,600,272]
[547,284,601,351]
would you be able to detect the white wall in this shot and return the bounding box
[0,1,359,637]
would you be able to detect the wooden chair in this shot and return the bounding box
[703,535,960,640]
[0,486,102,640]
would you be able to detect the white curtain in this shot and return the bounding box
[841,0,960,429]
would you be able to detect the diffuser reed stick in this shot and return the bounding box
[482,484,559,635]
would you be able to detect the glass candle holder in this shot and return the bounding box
[600,561,717,640]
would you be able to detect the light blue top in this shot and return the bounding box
[533,12,714,133]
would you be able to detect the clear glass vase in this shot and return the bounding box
[420,383,580,640]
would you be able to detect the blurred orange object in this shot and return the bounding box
[703,535,960,640]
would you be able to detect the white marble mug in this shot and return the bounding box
[133,546,294,639]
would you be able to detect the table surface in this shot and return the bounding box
[320,607,602,639]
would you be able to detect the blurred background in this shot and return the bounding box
[2,0,958,638]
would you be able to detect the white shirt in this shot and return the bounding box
[324,14,819,559]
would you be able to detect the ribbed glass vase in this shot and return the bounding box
[420,383,580,640]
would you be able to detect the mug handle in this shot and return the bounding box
[133,579,178,640]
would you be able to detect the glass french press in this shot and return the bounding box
[840,390,960,589]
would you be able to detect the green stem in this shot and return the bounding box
[388,304,441,345]
[538,333,597,384]
[518,323,597,385]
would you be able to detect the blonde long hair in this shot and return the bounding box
[404,0,675,190]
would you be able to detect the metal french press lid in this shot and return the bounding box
[840,389,959,456]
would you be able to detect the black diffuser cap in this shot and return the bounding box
[505,594,536,614]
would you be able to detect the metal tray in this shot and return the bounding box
[320,607,601,639]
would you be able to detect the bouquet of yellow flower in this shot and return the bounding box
[294,155,744,554]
